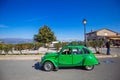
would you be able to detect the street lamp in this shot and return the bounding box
[82,18,87,46]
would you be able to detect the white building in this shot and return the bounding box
[50,41,59,47]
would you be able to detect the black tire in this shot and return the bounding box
[43,61,53,71]
[85,65,94,71]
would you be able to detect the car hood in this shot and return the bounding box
[44,52,59,58]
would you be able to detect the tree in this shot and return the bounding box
[0,44,3,54]
[2,44,7,54]
[34,42,43,50]
[14,44,23,54]
[8,44,13,54]
[21,43,33,50]
[2,44,11,54]
[0,44,13,55]
[87,40,104,54]
[34,25,56,47]
[54,42,62,51]
[61,42,69,47]
[78,41,84,45]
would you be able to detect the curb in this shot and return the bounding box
[95,54,118,58]
[0,55,43,60]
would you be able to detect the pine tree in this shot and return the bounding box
[34,25,56,45]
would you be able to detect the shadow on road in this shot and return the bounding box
[33,62,86,71]
[32,62,43,71]
[59,66,85,70]
[32,62,85,71]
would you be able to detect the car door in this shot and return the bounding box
[58,48,72,66]
[72,48,84,66]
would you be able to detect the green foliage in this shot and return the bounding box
[69,41,84,46]
[0,44,13,54]
[54,42,62,51]
[0,42,43,55]
[34,25,56,44]
[78,41,84,45]
[14,43,42,54]
[69,41,79,45]
[60,42,68,47]
[3,44,9,54]
[14,44,23,54]
[33,42,43,50]
[0,44,3,54]
[22,43,34,50]
[87,40,104,53]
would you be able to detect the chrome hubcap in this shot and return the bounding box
[44,62,52,71]
[86,66,93,70]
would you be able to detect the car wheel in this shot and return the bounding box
[43,61,53,71]
[85,65,94,71]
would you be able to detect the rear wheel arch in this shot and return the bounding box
[83,56,98,66]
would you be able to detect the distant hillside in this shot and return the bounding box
[0,38,33,44]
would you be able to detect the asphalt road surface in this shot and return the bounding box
[0,58,120,80]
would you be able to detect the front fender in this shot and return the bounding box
[42,59,58,68]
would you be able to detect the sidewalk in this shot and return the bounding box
[0,54,118,60]
[95,54,118,58]
[0,55,42,60]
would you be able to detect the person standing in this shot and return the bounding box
[105,39,110,55]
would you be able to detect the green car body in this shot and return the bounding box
[41,45,99,71]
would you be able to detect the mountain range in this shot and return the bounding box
[0,38,33,44]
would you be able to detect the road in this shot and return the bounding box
[0,58,120,80]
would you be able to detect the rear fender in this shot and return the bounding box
[83,56,99,66]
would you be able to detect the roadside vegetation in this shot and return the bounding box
[0,43,43,55]
[0,40,105,55]
[0,42,69,55]
[0,25,105,55]
[87,40,104,54]
[54,40,105,54]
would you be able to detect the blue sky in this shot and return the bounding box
[0,0,120,41]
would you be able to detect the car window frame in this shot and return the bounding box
[82,47,90,54]
[60,48,72,55]
[72,48,83,55]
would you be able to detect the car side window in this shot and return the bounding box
[72,48,83,55]
[82,48,90,54]
[62,48,71,55]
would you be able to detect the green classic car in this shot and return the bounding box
[41,45,99,71]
